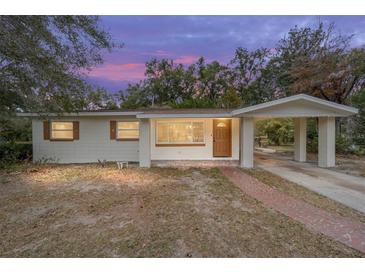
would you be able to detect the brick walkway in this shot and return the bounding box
[220,167,365,254]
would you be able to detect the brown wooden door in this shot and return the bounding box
[213,119,232,157]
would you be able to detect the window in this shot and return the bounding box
[156,121,204,145]
[117,121,139,140]
[51,122,74,140]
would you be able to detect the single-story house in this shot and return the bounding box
[18,94,358,168]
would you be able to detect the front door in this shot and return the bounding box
[213,119,232,157]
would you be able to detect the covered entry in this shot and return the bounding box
[232,94,358,168]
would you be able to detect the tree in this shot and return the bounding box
[119,83,151,109]
[170,97,216,108]
[195,57,230,101]
[265,22,365,104]
[229,47,269,104]
[256,118,294,146]
[350,88,365,151]
[219,88,241,108]
[144,59,195,105]
[119,57,232,108]
[84,88,119,110]
[0,16,117,116]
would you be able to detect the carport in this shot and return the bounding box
[232,94,359,168]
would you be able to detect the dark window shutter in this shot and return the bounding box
[110,121,116,140]
[73,121,79,140]
[43,121,50,140]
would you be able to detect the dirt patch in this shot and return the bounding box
[0,164,363,257]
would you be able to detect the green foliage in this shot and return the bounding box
[256,119,294,146]
[0,16,116,156]
[120,22,365,114]
[84,88,119,110]
[218,89,242,108]
[351,88,365,149]
[229,47,271,105]
[0,16,117,115]
[119,57,232,109]
[2,17,364,158]
[0,141,32,168]
[264,22,365,104]
[170,98,216,108]
[0,116,32,142]
[195,58,230,101]
[306,118,318,153]
[119,83,152,109]
[335,135,351,154]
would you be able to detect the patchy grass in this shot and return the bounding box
[242,168,365,224]
[0,164,363,257]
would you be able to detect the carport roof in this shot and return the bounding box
[231,94,358,118]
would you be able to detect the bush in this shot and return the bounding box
[0,141,32,168]
[306,118,318,153]
[256,118,294,146]
[306,136,318,153]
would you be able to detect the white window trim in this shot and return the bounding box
[116,121,140,140]
[155,120,205,145]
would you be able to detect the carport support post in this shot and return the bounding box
[139,118,151,168]
[240,117,254,168]
[294,118,307,162]
[318,117,336,168]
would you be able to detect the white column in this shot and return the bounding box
[294,118,307,162]
[318,117,336,168]
[139,118,151,168]
[240,117,254,168]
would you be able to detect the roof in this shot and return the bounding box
[231,94,358,117]
[136,108,234,118]
[17,94,358,118]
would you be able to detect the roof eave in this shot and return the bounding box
[16,112,142,117]
[136,113,233,119]
[231,94,359,117]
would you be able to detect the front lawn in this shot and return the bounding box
[0,164,362,257]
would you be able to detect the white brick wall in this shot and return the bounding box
[32,117,139,163]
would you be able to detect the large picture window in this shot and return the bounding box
[156,121,204,146]
[51,122,74,140]
[117,121,139,140]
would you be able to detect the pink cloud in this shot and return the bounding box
[154,50,171,57]
[140,50,172,57]
[174,55,200,65]
[88,63,145,81]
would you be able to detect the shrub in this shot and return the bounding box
[256,118,294,146]
[0,141,32,168]
[306,118,318,153]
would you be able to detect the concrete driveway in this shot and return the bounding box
[255,152,365,214]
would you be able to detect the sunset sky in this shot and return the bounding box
[85,16,365,93]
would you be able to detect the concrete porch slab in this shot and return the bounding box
[152,160,239,168]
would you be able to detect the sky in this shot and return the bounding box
[85,16,365,93]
